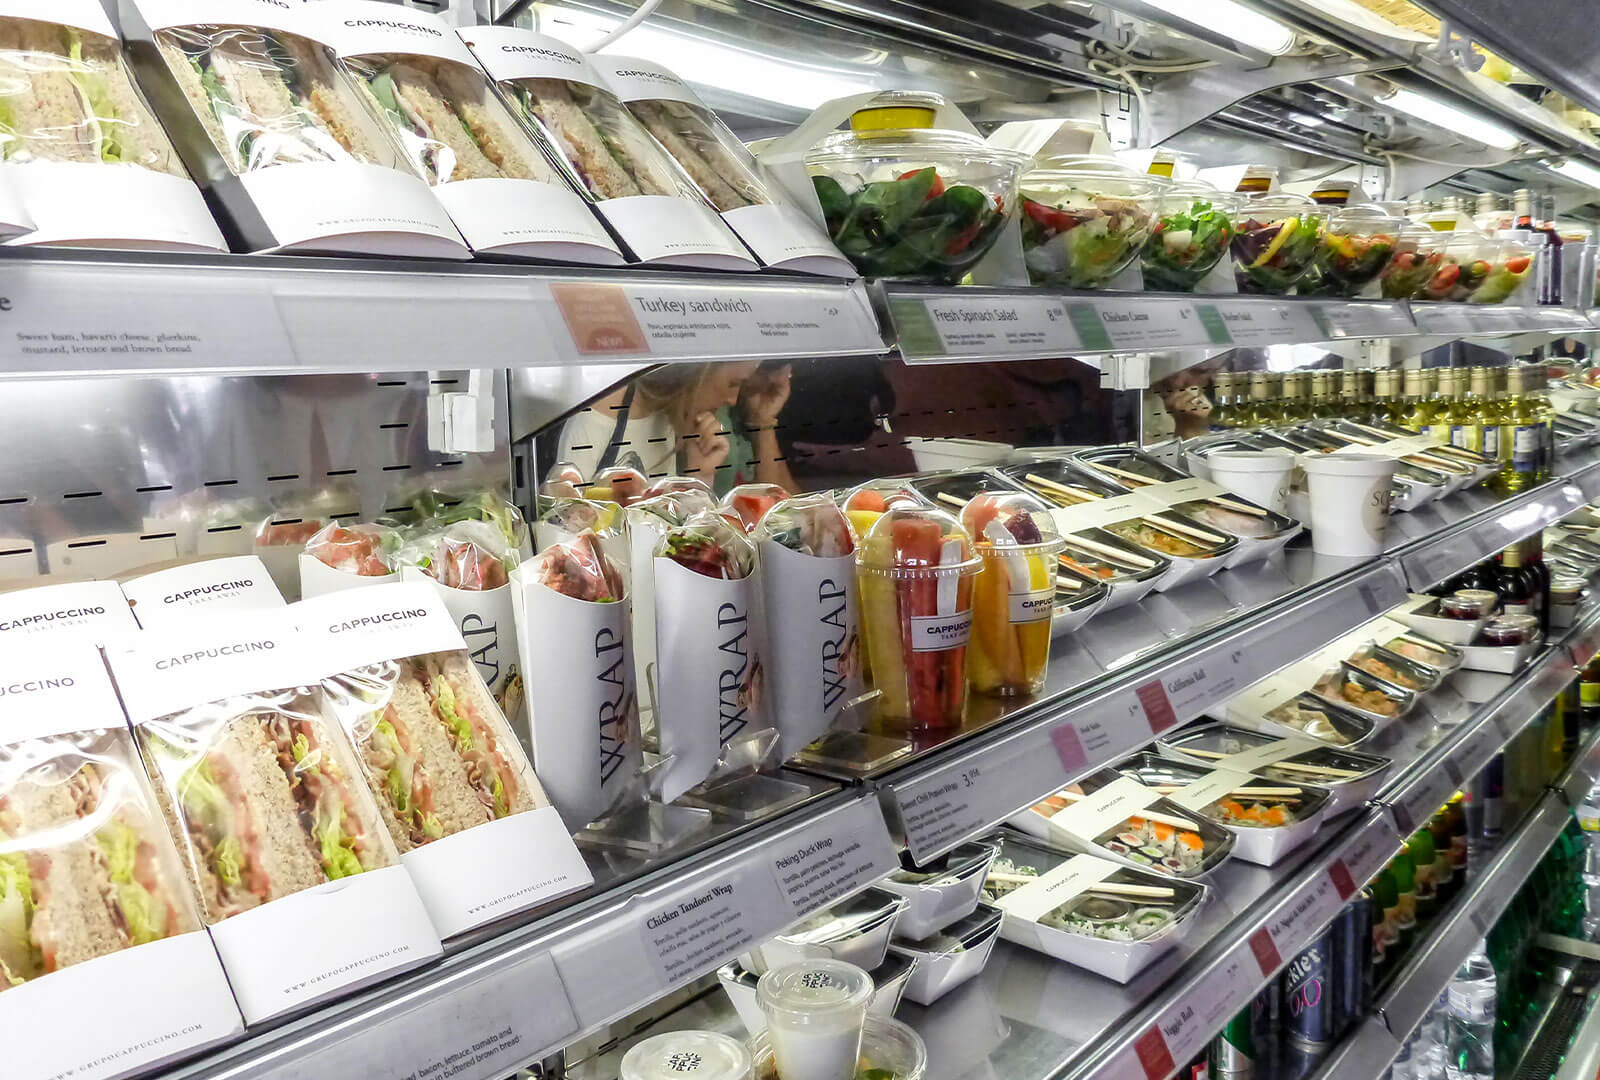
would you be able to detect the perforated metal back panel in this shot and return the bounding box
[515,355,1136,496]
[0,371,510,581]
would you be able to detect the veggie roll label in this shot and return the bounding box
[910,611,972,651]
[1008,588,1056,624]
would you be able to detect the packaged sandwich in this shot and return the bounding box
[593,55,853,275]
[653,512,767,802]
[253,514,325,600]
[106,609,440,1022]
[513,535,644,831]
[123,0,467,256]
[0,1,225,250]
[459,26,755,269]
[322,1,620,263]
[754,494,861,759]
[720,482,791,533]
[0,638,243,1079]
[0,578,137,645]
[119,553,286,629]
[299,521,403,598]
[300,582,592,934]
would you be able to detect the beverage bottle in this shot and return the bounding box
[1429,808,1458,906]
[1390,851,1419,956]
[1407,830,1440,925]
[1372,867,1402,984]
[1445,794,1469,888]
[1575,775,1600,940]
[1444,943,1496,1080]
[1581,654,1600,732]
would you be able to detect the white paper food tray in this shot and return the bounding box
[874,841,998,940]
[890,905,1003,1005]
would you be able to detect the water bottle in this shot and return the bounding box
[1577,778,1600,939]
[1444,942,1496,1080]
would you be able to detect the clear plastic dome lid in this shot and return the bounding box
[1327,204,1403,233]
[539,496,622,537]
[857,504,982,577]
[754,492,855,557]
[1236,191,1320,220]
[1157,178,1237,210]
[655,510,757,580]
[841,479,925,514]
[620,1031,751,1080]
[959,492,1066,556]
[755,959,875,1028]
[645,475,715,500]
[1021,155,1166,199]
[807,125,1029,168]
[590,464,648,505]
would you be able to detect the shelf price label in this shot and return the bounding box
[1410,305,1478,337]
[1194,301,1322,346]
[1146,942,1259,1066]
[1065,299,1207,351]
[1390,765,1458,835]
[1307,301,1416,340]
[768,800,899,916]
[888,294,1082,363]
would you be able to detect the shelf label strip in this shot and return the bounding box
[888,294,1082,363]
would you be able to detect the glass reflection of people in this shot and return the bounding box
[556,361,797,495]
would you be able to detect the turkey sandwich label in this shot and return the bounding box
[107,608,318,726]
[0,579,136,642]
[294,581,466,678]
[0,637,128,742]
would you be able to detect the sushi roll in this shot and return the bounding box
[1138,843,1167,862]
[1131,908,1172,938]
[1260,805,1290,827]
[1106,840,1130,855]
[1176,832,1204,867]
[1160,856,1185,874]
[1128,850,1154,866]
[1116,830,1144,848]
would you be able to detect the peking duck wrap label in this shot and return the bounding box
[651,513,768,804]
[0,637,244,1080]
[752,494,861,760]
[511,533,643,831]
[295,582,592,938]
[320,1,623,264]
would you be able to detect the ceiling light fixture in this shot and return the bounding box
[1378,87,1522,150]
[1133,0,1297,56]
[1549,159,1600,189]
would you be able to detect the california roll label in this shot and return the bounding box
[1008,588,1055,625]
[910,611,972,651]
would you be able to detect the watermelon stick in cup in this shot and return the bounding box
[857,505,981,731]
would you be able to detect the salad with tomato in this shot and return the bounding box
[1381,249,1446,299]
[1306,230,1398,297]
[1230,213,1324,294]
[1141,196,1233,292]
[656,512,756,581]
[811,166,1009,282]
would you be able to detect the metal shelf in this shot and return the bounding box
[0,249,887,379]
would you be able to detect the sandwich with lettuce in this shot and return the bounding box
[137,698,396,923]
[0,748,199,987]
[322,652,542,853]
[0,15,186,175]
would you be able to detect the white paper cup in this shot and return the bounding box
[1205,451,1296,516]
[1300,453,1397,557]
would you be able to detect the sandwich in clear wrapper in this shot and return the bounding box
[721,483,791,534]
[305,522,401,578]
[405,520,518,592]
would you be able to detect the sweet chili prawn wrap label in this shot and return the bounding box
[960,494,1065,699]
[856,505,981,732]
[0,637,244,1080]
[297,582,592,937]
[651,513,767,804]
[106,606,441,1024]
[753,495,862,760]
[511,534,643,832]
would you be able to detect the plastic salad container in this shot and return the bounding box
[1230,192,1327,294]
[959,493,1065,697]
[805,92,1027,283]
[1140,180,1236,292]
[1016,155,1162,289]
[1380,224,1450,299]
[1306,205,1404,296]
[856,504,983,731]
[1415,231,1534,304]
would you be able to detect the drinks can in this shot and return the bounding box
[1213,1006,1253,1078]
[1337,891,1375,1026]
[1282,925,1334,1048]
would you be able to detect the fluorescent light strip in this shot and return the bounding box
[1551,159,1600,189]
[1135,0,1297,56]
[1380,87,1522,150]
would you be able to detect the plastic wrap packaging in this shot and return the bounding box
[541,461,585,500]
[301,582,590,934]
[412,490,530,558]
[753,494,861,759]
[326,1,622,263]
[299,521,402,598]
[107,611,440,1022]
[960,494,1064,697]
[125,0,466,256]
[857,505,981,731]
[587,464,648,507]
[0,638,243,1077]
[458,27,753,268]
[253,515,324,600]
[652,511,766,802]
[513,533,644,830]
[405,519,517,592]
[721,482,792,533]
[0,3,226,250]
[630,98,767,212]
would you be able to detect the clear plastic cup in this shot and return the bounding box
[622,1031,752,1080]
[958,493,1065,697]
[755,960,875,1080]
[750,1014,928,1080]
[856,506,982,730]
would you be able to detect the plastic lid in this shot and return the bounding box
[807,126,1029,167]
[1157,178,1236,209]
[755,960,875,1028]
[1021,156,1165,198]
[627,493,689,529]
[959,492,1066,557]
[645,475,716,500]
[620,1031,752,1080]
[754,492,855,558]
[848,90,947,132]
[841,479,924,514]
[1327,204,1402,231]
[720,483,793,533]
[856,504,982,577]
[1237,190,1319,217]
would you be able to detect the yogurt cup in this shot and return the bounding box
[1203,451,1296,516]
[755,960,875,1080]
[622,1031,752,1080]
[1299,453,1397,557]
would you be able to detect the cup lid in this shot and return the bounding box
[620,1031,752,1080]
[756,959,875,1027]
[959,492,1065,556]
[1205,450,1296,472]
[856,505,982,577]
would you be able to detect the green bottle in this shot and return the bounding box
[1372,866,1401,983]
[1407,830,1439,924]
[1390,851,1418,956]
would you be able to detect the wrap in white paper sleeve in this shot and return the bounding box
[120,554,286,628]
[757,540,861,759]
[651,558,766,803]
[300,551,402,597]
[400,567,519,702]
[626,509,671,712]
[511,569,643,830]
